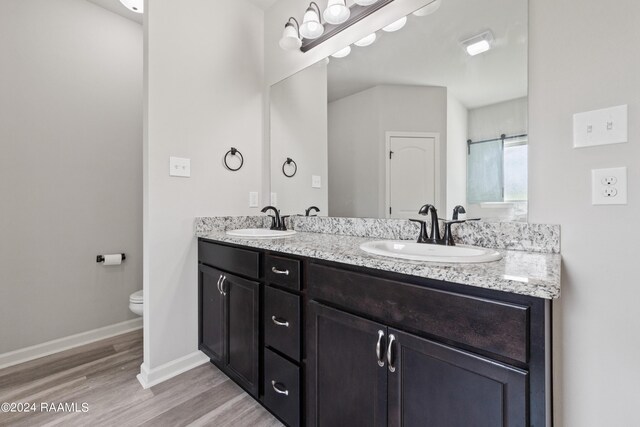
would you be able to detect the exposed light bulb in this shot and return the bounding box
[382,16,407,32]
[354,33,377,47]
[331,46,352,58]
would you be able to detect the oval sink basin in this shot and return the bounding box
[226,228,297,238]
[360,240,502,264]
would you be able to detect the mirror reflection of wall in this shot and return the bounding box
[270,0,528,222]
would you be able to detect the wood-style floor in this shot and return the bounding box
[0,330,282,427]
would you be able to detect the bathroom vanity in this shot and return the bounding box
[197,224,559,427]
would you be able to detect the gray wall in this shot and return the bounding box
[529,0,640,425]
[144,0,264,370]
[0,0,143,353]
[271,63,328,216]
[328,85,447,217]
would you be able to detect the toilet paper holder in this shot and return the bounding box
[96,254,126,263]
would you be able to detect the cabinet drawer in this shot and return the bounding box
[198,240,260,279]
[265,286,301,362]
[264,348,300,427]
[265,255,301,291]
[308,263,530,364]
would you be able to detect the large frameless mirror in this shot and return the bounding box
[270,0,528,222]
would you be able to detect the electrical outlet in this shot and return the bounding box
[249,192,259,208]
[270,192,278,206]
[312,175,322,188]
[592,167,627,205]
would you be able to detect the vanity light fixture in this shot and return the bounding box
[382,16,407,32]
[278,0,395,52]
[119,0,143,13]
[323,0,350,25]
[331,45,352,58]
[279,18,302,51]
[462,31,494,56]
[354,33,377,47]
[413,0,441,17]
[300,2,325,39]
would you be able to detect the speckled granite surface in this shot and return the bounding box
[292,216,560,254]
[195,227,561,300]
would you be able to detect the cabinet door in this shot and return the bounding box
[224,272,260,397]
[307,302,388,427]
[387,329,528,427]
[199,265,225,364]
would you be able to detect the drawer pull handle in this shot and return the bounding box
[271,380,289,396]
[376,330,385,367]
[216,275,223,295]
[387,334,396,373]
[271,316,290,327]
[271,267,290,276]
[220,276,227,296]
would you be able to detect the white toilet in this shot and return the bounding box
[129,290,143,316]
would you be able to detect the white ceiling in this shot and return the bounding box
[327,0,527,108]
[85,0,142,24]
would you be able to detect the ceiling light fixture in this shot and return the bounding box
[323,0,350,25]
[461,31,494,56]
[119,0,143,13]
[354,0,380,6]
[382,16,407,32]
[279,18,302,51]
[354,33,377,47]
[413,0,441,17]
[331,46,352,58]
[300,2,325,39]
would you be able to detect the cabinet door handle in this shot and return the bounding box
[376,330,385,367]
[271,316,290,327]
[271,266,290,276]
[220,276,227,296]
[216,275,223,294]
[387,334,396,373]
[271,380,289,396]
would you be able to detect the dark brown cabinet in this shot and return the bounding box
[307,302,388,427]
[199,239,550,426]
[198,263,260,397]
[387,329,527,427]
[307,301,528,427]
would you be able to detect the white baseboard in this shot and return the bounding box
[137,351,209,389]
[0,318,143,370]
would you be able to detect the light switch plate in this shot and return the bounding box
[573,105,628,148]
[312,175,322,188]
[592,167,627,205]
[169,157,191,177]
[249,192,259,208]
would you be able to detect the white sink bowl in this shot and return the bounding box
[360,240,502,264]
[226,228,297,238]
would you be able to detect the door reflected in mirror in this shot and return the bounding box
[270,0,528,222]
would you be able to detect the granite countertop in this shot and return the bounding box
[197,230,561,300]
